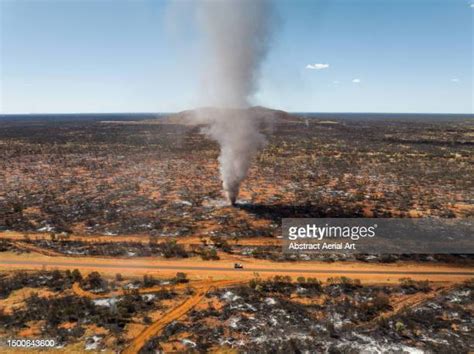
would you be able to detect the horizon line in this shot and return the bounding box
[0,111,473,116]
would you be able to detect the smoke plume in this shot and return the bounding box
[195,0,276,205]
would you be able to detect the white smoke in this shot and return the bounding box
[197,108,266,205]
[194,0,277,205]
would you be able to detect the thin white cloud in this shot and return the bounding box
[333,80,340,84]
[470,3,474,8]
[451,78,460,82]
[306,63,330,70]
[352,78,361,83]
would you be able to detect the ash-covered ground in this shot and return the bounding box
[1,113,473,238]
[1,270,471,353]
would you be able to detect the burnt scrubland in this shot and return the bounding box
[4,234,473,265]
[0,115,473,352]
[1,116,473,237]
[1,115,473,266]
[0,270,472,352]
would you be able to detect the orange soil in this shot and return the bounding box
[0,287,55,315]
[0,252,472,284]
[362,283,458,329]
[1,231,281,246]
[13,241,63,257]
[4,279,241,353]
[71,279,244,300]
[17,321,44,337]
[384,283,455,318]
[122,283,214,354]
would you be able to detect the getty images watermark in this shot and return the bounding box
[282,218,474,254]
[287,222,377,251]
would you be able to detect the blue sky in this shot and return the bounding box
[1,0,472,114]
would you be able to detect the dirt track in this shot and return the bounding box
[72,279,243,299]
[72,279,247,353]
[13,241,63,257]
[386,284,455,317]
[0,252,473,284]
[363,283,457,328]
[0,231,281,246]
[2,231,472,284]
[122,284,213,354]
[1,239,472,353]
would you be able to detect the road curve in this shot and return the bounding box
[1,259,473,276]
[122,282,222,354]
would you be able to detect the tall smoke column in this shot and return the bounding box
[196,0,276,205]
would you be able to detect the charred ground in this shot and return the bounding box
[0,114,473,352]
[1,115,473,237]
[0,270,472,353]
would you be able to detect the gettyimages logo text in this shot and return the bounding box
[288,223,377,241]
[282,218,474,254]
